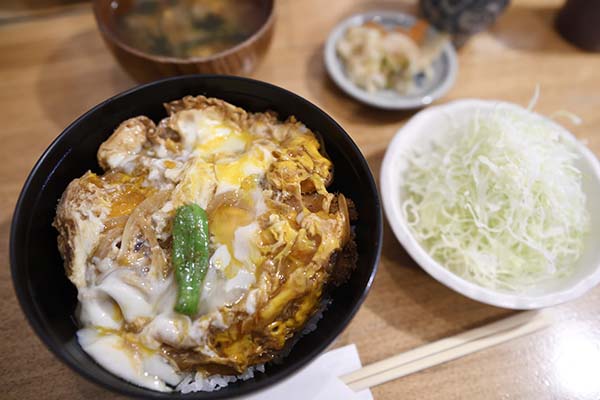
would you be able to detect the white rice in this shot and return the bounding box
[177,364,265,393]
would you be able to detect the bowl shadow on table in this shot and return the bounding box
[488,5,580,54]
[35,28,135,131]
[304,44,417,125]
[361,148,515,344]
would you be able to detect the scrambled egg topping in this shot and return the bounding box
[53,96,355,391]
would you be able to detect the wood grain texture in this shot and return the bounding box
[2,0,600,399]
[0,0,86,22]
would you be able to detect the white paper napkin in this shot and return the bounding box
[243,344,372,400]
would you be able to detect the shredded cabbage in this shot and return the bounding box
[402,105,590,291]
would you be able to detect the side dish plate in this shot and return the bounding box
[324,11,458,110]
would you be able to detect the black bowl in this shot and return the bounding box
[10,75,382,399]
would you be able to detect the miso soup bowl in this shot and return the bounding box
[93,0,276,82]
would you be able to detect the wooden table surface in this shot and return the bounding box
[2,0,600,399]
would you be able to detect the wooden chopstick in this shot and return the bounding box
[341,311,551,391]
[341,311,539,385]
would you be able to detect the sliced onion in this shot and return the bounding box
[118,191,170,278]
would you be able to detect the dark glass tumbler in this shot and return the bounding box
[419,0,510,46]
[556,0,600,52]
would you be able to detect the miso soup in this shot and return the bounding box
[112,0,269,58]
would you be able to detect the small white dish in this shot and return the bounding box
[324,11,458,110]
[380,99,600,309]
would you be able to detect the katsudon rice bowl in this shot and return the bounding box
[10,76,382,398]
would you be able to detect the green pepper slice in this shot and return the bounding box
[172,204,210,316]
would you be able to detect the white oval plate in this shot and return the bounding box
[380,99,600,309]
[324,11,458,110]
